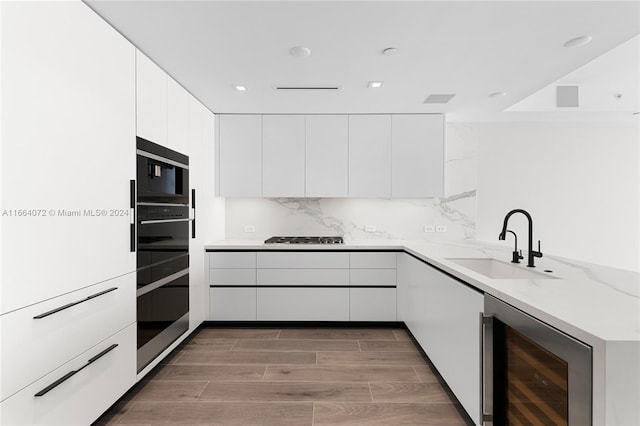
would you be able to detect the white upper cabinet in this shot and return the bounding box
[262,115,306,197]
[348,115,392,197]
[136,51,167,145]
[167,77,190,155]
[392,114,444,197]
[216,113,443,198]
[306,115,349,197]
[1,1,136,314]
[218,114,263,197]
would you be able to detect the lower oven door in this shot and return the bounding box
[136,268,189,372]
[483,295,592,425]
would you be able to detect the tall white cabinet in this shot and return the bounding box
[348,115,393,197]
[1,1,136,424]
[1,0,136,314]
[262,115,306,197]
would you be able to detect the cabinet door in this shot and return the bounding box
[262,115,305,197]
[188,96,207,330]
[136,50,167,145]
[257,288,349,321]
[0,324,135,426]
[392,114,444,197]
[350,288,396,321]
[306,115,348,197]
[400,254,483,424]
[167,77,189,155]
[210,288,257,321]
[0,273,135,402]
[348,115,392,197]
[218,115,262,196]
[1,1,136,314]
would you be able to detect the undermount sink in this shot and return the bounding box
[445,258,558,280]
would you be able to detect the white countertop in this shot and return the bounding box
[205,239,640,345]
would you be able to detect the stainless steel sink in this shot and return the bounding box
[445,258,558,279]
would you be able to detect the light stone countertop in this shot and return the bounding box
[205,239,640,345]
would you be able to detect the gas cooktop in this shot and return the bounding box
[264,236,344,245]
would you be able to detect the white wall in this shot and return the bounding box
[476,121,639,272]
[224,123,477,241]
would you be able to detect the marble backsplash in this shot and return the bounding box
[225,123,477,241]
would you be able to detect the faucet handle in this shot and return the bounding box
[533,240,543,258]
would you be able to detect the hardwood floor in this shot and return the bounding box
[95,327,472,425]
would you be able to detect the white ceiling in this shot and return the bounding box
[85,1,639,120]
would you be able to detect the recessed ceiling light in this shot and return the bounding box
[368,81,384,88]
[290,46,311,57]
[563,35,593,48]
[382,47,398,56]
[489,91,507,98]
[233,85,247,91]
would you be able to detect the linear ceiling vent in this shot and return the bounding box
[423,94,456,104]
[273,86,341,91]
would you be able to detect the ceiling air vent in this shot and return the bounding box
[273,86,341,91]
[423,94,456,104]
[556,86,579,107]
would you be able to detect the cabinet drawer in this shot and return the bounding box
[0,323,135,425]
[257,252,349,269]
[257,288,349,321]
[0,273,135,401]
[350,288,397,321]
[209,252,256,269]
[210,288,257,321]
[350,269,396,286]
[210,269,256,285]
[257,269,349,286]
[349,252,397,268]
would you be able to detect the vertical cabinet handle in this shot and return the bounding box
[34,344,118,397]
[191,188,196,239]
[130,179,136,252]
[480,313,494,425]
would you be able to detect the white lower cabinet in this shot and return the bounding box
[257,288,349,321]
[210,288,257,321]
[398,253,483,425]
[0,323,136,426]
[209,251,398,322]
[0,273,135,402]
[349,288,396,321]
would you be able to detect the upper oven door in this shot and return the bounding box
[136,137,189,204]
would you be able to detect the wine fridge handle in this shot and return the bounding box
[480,313,493,425]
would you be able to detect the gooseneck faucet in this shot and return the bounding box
[498,209,542,267]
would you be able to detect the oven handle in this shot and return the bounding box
[139,218,193,225]
[137,268,189,298]
[130,180,136,252]
[191,188,196,239]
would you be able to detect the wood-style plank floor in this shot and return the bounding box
[95,327,472,426]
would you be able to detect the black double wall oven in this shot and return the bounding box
[135,137,190,372]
